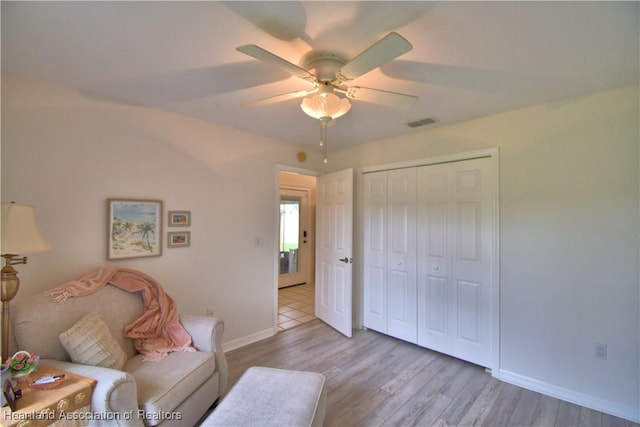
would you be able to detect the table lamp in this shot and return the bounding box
[1,202,51,361]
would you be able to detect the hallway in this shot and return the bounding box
[277,283,316,331]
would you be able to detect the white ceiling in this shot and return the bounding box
[2,1,638,148]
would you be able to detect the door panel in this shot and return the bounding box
[316,169,353,337]
[364,265,387,332]
[386,168,417,343]
[451,158,493,367]
[417,163,452,350]
[457,279,481,343]
[457,202,481,261]
[319,261,332,308]
[427,203,447,258]
[427,277,447,334]
[363,172,387,333]
[388,270,415,342]
[334,265,347,314]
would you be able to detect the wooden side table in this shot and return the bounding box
[1,364,96,427]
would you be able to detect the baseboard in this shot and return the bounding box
[222,328,275,353]
[496,369,639,423]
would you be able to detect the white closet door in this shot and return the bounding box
[417,157,494,367]
[363,171,388,333]
[417,163,452,354]
[450,158,494,366]
[386,168,417,343]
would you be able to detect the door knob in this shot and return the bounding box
[339,257,353,264]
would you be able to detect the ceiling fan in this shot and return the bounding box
[236,32,418,115]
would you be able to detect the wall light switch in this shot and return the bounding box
[594,343,607,360]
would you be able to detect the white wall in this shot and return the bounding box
[327,85,639,420]
[1,73,324,347]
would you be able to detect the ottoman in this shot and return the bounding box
[202,366,327,427]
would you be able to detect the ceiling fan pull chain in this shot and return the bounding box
[320,121,328,164]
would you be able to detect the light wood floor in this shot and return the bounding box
[225,319,637,427]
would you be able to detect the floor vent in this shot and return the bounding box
[408,117,437,128]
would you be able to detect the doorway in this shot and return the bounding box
[277,171,317,331]
[278,188,310,288]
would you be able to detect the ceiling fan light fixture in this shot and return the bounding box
[300,92,351,121]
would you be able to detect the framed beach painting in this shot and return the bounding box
[108,198,163,259]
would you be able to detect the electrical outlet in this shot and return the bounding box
[595,343,607,360]
[206,308,215,317]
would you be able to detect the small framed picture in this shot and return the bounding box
[168,231,190,248]
[168,211,191,227]
[108,199,163,260]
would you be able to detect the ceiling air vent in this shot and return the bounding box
[408,118,437,128]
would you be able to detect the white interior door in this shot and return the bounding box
[315,168,353,337]
[278,188,311,288]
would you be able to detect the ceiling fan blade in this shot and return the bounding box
[336,32,412,82]
[243,88,318,108]
[344,86,418,108]
[237,45,316,83]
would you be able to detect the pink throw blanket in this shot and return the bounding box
[45,265,196,361]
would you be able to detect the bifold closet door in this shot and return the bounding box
[386,168,417,343]
[416,157,494,367]
[363,168,417,343]
[363,171,388,334]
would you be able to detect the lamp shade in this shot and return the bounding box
[301,93,351,121]
[1,203,51,255]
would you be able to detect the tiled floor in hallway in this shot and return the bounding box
[278,283,315,331]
